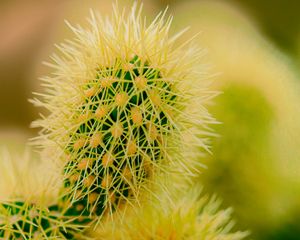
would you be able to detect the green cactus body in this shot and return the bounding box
[60,55,176,222]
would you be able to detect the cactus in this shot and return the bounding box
[31,2,213,230]
[0,148,84,239]
[90,184,248,239]
[0,2,251,239]
[0,145,246,239]
[0,201,82,239]
[58,55,177,223]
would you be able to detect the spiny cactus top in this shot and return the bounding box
[32,3,213,223]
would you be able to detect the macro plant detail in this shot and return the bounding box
[2,0,299,239]
[0,2,246,239]
[31,2,211,231]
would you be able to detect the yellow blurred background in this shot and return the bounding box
[1,0,299,239]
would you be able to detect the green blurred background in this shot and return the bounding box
[0,0,300,239]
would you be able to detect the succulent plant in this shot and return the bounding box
[90,184,248,240]
[31,2,213,229]
[0,201,84,239]
[0,148,85,240]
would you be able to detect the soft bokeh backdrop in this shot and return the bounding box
[1,1,299,239]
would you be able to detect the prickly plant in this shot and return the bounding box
[31,2,214,229]
[90,183,248,240]
[0,148,84,239]
[0,201,84,239]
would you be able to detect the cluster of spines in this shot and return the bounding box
[0,201,85,239]
[59,55,178,224]
[91,185,248,240]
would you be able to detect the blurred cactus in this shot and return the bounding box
[91,184,248,240]
[173,1,300,239]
